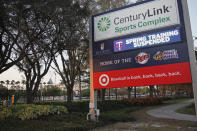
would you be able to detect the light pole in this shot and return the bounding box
[194,36,197,55]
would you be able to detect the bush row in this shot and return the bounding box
[0,104,67,120]
[123,97,162,106]
[36,97,162,113]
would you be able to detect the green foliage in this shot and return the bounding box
[100,109,136,123]
[138,87,149,94]
[0,85,9,100]
[98,100,131,112]
[0,104,67,120]
[123,97,162,106]
[81,88,90,97]
[36,100,67,106]
[162,97,191,105]
[41,86,62,97]
[176,103,196,115]
[36,100,136,112]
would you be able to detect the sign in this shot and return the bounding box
[93,0,180,42]
[114,28,181,52]
[91,0,192,89]
[93,62,191,89]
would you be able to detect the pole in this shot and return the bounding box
[88,18,97,121]
[182,0,197,117]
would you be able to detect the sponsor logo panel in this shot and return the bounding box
[95,42,112,56]
[153,49,179,60]
[94,44,189,73]
[135,52,150,64]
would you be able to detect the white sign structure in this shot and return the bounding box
[94,0,180,42]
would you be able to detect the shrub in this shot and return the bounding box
[98,100,131,111]
[100,109,136,123]
[36,100,69,107]
[35,98,162,113]
[0,104,68,120]
[36,101,90,113]
[81,88,90,97]
[123,97,162,106]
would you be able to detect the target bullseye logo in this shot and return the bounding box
[99,74,109,86]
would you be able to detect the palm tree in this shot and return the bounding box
[10,80,15,89]
[5,80,10,88]
[15,81,20,85]
[21,80,26,90]
[15,81,20,90]
[0,81,5,86]
[43,82,46,88]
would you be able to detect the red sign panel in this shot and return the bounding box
[93,62,192,89]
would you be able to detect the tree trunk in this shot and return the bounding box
[97,90,101,101]
[115,88,118,100]
[101,89,106,101]
[66,87,73,112]
[149,85,154,97]
[78,70,82,101]
[25,77,41,104]
[26,91,34,104]
[128,87,132,99]
[134,87,137,98]
[67,87,73,103]
[108,88,110,100]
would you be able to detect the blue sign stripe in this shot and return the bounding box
[114,28,181,52]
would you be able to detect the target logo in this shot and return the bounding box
[99,74,110,86]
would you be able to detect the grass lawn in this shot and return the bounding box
[162,97,192,105]
[176,103,196,115]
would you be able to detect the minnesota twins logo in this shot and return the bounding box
[114,40,124,51]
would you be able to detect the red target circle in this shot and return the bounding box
[99,74,109,86]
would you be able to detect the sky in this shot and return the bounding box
[0,0,197,84]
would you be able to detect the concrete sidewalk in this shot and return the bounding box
[147,99,197,122]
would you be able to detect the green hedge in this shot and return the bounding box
[123,97,162,106]
[36,101,89,112]
[0,104,67,120]
[36,100,133,112]
[36,98,163,113]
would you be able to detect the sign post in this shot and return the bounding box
[182,0,197,117]
[88,19,98,121]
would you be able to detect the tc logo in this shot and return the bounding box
[135,52,150,64]
[99,74,109,86]
[97,17,111,32]
[114,40,124,51]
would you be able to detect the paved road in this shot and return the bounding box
[147,99,197,122]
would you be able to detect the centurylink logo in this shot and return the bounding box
[97,17,111,32]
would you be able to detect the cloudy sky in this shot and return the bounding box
[0,0,197,84]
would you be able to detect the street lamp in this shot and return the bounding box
[193,36,197,60]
